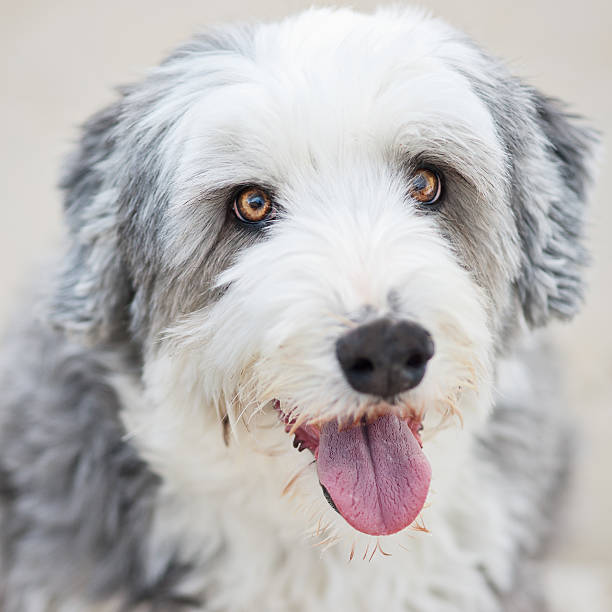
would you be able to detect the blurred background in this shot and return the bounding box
[0,0,610,609]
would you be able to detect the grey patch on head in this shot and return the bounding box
[0,319,214,610]
[448,44,599,326]
[394,148,521,345]
[424,161,518,313]
[50,25,256,346]
[143,187,265,338]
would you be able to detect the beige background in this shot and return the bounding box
[1,1,610,609]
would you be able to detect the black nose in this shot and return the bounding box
[336,318,434,397]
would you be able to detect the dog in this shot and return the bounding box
[0,6,598,611]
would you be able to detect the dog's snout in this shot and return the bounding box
[336,318,434,397]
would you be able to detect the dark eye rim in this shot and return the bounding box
[409,166,444,208]
[231,185,277,226]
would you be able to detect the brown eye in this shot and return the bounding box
[233,187,273,223]
[409,168,442,205]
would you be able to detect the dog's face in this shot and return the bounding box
[52,8,595,550]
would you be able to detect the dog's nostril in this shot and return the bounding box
[404,352,426,369]
[336,318,434,398]
[351,358,374,374]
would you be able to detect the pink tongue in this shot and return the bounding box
[317,414,431,536]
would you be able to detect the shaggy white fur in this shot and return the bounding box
[0,6,597,612]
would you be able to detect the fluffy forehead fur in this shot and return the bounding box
[2,5,597,612]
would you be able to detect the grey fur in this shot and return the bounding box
[519,92,597,322]
[0,319,208,610]
[51,26,256,345]
[449,45,599,326]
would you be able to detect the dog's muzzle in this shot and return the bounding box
[278,317,435,536]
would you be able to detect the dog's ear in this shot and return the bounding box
[48,28,256,345]
[49,101,133,344]
[454,51,599,326]
[511,91,599,326]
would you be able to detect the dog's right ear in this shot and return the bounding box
[49,101,133,344]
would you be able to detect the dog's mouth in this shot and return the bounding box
[276,403,431,536]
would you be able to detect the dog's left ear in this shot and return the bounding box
[510,90,599,326]
[457,52,599,325]
[446,49,598,325]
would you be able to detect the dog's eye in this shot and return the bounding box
[233,187,274,224]
[409,169,442,205]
